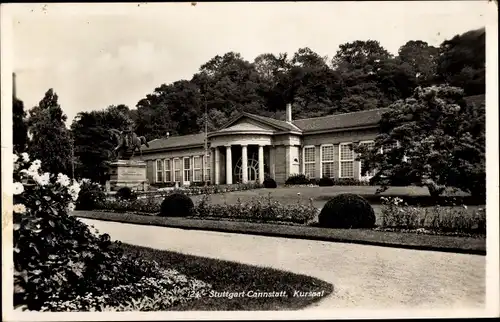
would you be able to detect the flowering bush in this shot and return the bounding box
[76,179,106,210]
[379,196,486,235]
[12,153,212,311]
[194,193,317,225]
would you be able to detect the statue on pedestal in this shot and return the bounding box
[109,127,149,160]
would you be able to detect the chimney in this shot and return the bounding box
[286,103,292,123]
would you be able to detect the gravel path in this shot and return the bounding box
[80,218,485,310]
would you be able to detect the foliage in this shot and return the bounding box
[436,27,485,96]
[195,193,317,225]
[13,96,29,153]
[285,174,312,185]
[71,105,133,183]
[355,84,485,197]
[116,187,137,201]
[27,89,73,175]
[379,197,486,236]
[318,177,334,187]
[12,153,211,311]
[159,193,195,217]
[75,179,106,210]
[263,176,278,188]
[318,194,376,229]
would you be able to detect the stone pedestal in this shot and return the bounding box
[107,160,148,192]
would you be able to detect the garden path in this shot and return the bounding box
[79,218,485,311]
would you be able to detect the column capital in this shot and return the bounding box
[225,144,232,148]
[240,144,248,147]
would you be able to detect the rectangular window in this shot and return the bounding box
[321,145,335,178]
[193,156,202,182]
[164,159,171,182]
[359,141,376,177]
[204,153,211,182]
[303,146,316,178]
[156,159,163,182]
[183,157,191,182]
[174,159,181,183]
[339,143,354,178]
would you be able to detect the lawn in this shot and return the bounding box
[187,185,483,226]
[117,243,334,310]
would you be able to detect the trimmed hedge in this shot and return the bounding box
[116,187,137,200]
[318,194,376,229]
[263,177,277,188]
[160,193,195,217]
[285,174,311,185]
[318,177,334,187]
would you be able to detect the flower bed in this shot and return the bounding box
[94,193,318,225]
[12,153,213,312]
[133,182,264,199]
[378,197,486,236]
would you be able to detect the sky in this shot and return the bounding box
[8,1,493,127]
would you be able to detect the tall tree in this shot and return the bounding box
[436,27,485,95]
[332,40,392,72]
[398,40,439,86]
[13,96,28,153]
[71,105,133,183]
[27,89,73,175]
[356,85,485,197]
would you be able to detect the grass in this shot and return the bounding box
[74,211,486,255]
[116,243,334,310]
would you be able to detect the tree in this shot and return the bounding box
[13,96,28,153]
[332,40,392,72]
[398,40,439,86]
[356,85,485,197]
[27,89,73,175]
[436,27,485,95]
[71,105,133,183]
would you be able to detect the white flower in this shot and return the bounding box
[56,173,71,187]
[21,152,30,162]
[13,154,19,163]
[68,182,81,201]
[463,205,468,210]
[13,182,24,195]
[13,204,26,214]
[32,159,41,168]
[67,202,75,212]
[35,172,51,186]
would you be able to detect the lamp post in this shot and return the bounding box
[203,89,208,188]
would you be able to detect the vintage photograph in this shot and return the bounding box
[2,1,498,320]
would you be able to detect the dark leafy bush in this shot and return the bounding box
[116,187,137,200]
[76,180,106,210]
[318,193,376,228]
[318,177,334,187]
[285,174,311,185]
[159,193,194,217]
[263,176,277,188]
[333,178,371,186]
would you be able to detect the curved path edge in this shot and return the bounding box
[73,211,486,256]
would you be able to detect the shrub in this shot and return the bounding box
[194,193,317,224]
[116,187,137,200]
[159,193,194,217]
[263,176,277,188]
[12,153,211,311]
[318,177,334,187]
[76,179,106,210]
[318,194,376,228]
[285,174,311,185]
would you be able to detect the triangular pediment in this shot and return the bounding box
[216,113,285,133]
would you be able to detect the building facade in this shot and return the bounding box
[136,105,390,186]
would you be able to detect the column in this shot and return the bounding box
[241,145,248,184]
[226,145,233,185]
[269,146,276,180]
[258,145,265,184]
[214,147,220,185]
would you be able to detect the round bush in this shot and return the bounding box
[318,176,334,187]
[318,193,376,229]
[116,187,137,200]
[263,176,277,188]
[160,193,194,217]
[76,180,106,210]
[285,174,311,185]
